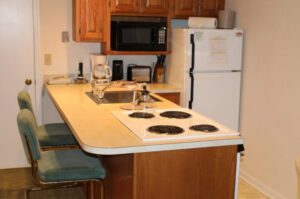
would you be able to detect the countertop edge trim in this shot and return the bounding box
[82,138,244,155]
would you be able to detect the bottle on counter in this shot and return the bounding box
[153,55,165,83]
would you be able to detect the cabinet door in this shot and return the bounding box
[110,0,139,13]
[73,0,104,42]
[173,0,199,18]
[199,0,225,17]
[155,92,180,105]
[140,0,169,14]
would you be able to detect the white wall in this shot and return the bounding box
[226,1,300,198]
[39,0,159,123]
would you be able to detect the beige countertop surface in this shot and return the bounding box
[46,83,243,155]
[146,83,180,93]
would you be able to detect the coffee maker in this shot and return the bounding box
[90,54,112,84]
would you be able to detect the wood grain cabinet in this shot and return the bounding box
[200,0,225,17]
[155,92,180,105]
[110,0,168,15]
[73,0,105,42]
[172,0,199,18]
[140,0,169,14]
[110,0,139,13]
[171,0,225,18]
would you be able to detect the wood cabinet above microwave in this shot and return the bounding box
[110,0,169,15]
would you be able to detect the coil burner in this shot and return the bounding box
[159,111,191,119]
[147,125,184,135]
[128,112,155,119]
[189,124,219,133]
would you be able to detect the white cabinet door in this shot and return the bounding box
[0,0,35,168]
[191,72,241,131]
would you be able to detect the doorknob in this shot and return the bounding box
[25,78,32,85]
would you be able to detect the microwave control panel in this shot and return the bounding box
[158,27,166,44]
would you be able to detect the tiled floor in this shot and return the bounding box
[0,168,269,199]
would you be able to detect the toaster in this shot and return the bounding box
[127,65,152,83]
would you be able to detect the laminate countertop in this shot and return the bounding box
[46,84,243,155]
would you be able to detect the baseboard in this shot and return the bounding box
[240,169,287,199]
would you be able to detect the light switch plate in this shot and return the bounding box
[62,31,69,43]
[44,54,52,65]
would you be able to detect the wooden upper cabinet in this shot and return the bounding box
[140,0,169,14]
[73,0,105,42]
[172,0,199,18]
[199,0,225,17]
[110,0,139,13]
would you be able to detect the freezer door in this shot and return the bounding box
[188,72,241,131]
[187,29,243,72]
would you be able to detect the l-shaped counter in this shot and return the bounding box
[46,83,243,199]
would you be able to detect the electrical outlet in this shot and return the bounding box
[44,54,52,65]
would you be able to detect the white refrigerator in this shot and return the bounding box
[166,28,243,131]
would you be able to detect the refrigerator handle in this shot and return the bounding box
[188,34,195,109]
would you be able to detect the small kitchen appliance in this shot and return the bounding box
[112,60,123,81]
[90,54,112,99]
[127,65,152,83]
[111,16,167,51]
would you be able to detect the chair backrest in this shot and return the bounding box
[18,91,34,113]
[17,109,41,161]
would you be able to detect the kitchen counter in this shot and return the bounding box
[46,83,243,199]
[46,84,242,155]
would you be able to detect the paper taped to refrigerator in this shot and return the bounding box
[209,36,229,65]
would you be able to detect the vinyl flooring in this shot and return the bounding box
[0,168,268,199]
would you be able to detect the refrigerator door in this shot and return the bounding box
[187,29,243,72]
[185,71,241,131]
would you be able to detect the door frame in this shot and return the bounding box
[33,0,43,125]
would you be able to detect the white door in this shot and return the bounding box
[0,0,35,168]
[190,72,241,131]
[187,29,243,72]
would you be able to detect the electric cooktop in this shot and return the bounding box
[112,108,240,142]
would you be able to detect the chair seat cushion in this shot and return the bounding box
[38,149,106,182]
[37,123,78,147]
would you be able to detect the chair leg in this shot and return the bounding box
[25,183,80,199]
[86,181,105,199]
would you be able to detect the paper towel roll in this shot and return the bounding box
[188,17,217,29]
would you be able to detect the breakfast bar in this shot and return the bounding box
[46,83,243,199]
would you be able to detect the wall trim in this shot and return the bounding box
[240,169,287,199]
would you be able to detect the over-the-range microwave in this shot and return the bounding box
[111,16,167,51]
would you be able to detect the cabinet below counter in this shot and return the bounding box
[147,83,181,105]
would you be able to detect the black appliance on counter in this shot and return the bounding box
[112,60,123,81]
[127,65,152,83]
[111,16,167,51]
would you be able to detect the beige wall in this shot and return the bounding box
[38,0,158,123]
[226,0,300,198]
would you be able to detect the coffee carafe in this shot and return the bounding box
[90,54,112,99]
[90,54,112,84]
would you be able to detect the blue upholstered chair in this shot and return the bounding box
[17,109,106,199]
[17,91,78,150]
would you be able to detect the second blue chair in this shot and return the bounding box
[18,90,78,150]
